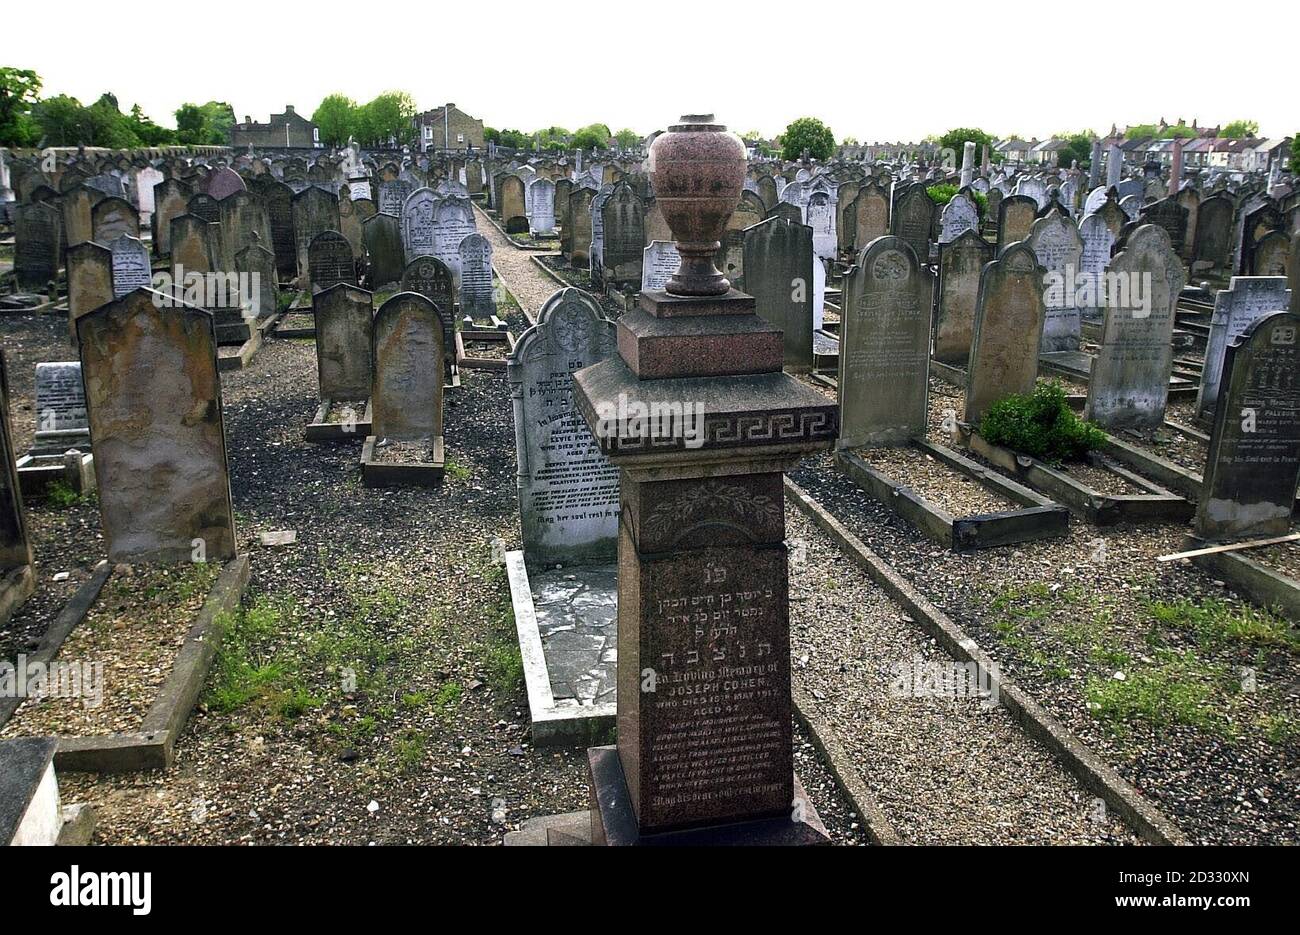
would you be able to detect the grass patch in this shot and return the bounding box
[1148,599,1299,651]
[206,596,293,714]
[1085,650,1234,737]
[444,459,471,482]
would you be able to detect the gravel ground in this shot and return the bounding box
[7,255,868,845]
[787,507,1140,844]
[791,377,1300,845]
[862,446,1019,516]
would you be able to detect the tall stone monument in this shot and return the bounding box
[571,115,838,845]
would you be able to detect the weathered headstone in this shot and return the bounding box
[91,196,139,244]
[601,183,645,287]
[315,284,373,402]
[432,197,477,278]
[935,229,994,365]
[528,178,556,235]
[1195,311,1300,541]
[307,230,356,293]
[838,237,932,447]
[939,190,980,244]
[743,216,815,371]
[500,176,527,234]
[66,241,114,342]
[363,213,405,290]
[1197,277,1292,421]
[0,350,35,623]
[400,255,456,357]
[76,290,236,563]
[457,233,495,318]
[891,184,935,263]
[371,293,445,441]
[507,288,619,565]
[964,244,1048,424]
[641,240,681,293]
[401,187,439,264]
[1027,212,1084,352]
[13,202,60,291]
[109,233,152,298]
[997,194,1036,253]
[1084,225,1186,430]
[292,187,341,285]
[852,182,890,253]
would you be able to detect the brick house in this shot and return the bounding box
[413,103,484,153]
[230,105,321,149]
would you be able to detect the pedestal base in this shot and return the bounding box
[585,745,830,846]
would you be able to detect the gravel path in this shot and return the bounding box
[472,204,560,318]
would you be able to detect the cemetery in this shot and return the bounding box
[0,23,1298,860]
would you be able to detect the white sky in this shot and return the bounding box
[9,0,1296,142]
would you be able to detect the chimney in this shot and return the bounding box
[244,116,251,123]
[285,104,295,114]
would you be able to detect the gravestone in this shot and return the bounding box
[939,190,979,244]
[169,214,220,274]
[371,293,445,441]
[853,182,890,253]
[1195,311,1300,542]
[641,241,681,293]
[1084,225,1186,431]
[66,242,114,342]
[400,255,456,358]
[219,190,272,263]
[401,187,439,263]
[565,187,595,265]
[261,180,297,281]
[315,284,373,402]
[743,216,815,371]
[91,196,139,244]
[433,197,477,278]
[529,178,556,235]
[14,202,60,291]
[934,229,994,365]
[601,183,645,287]
[457,233,495,318]
[1077,213,1116,322]
[805,190,836,258]
[838,237,932,447]
[339,192,373,258]
[235,242,279,319]
[363,214,405,290]
[0,350,35,624]
[76,290,236,563]
[60,184,97,249]
[997,194,1036,252]
[307,230,356,293]
[1139,197,1189,255]
[508,288,619,565]
[500,176,527,233]
[109,234,152,298]
[377,179,414,220]
[1197,277,1292,421]
[1027,213,1084,352]
[292,187,341,285]
[151,178,192,258]
[33,362,88,439]
[206,166,246,200]
[1252,230,1290,277]
[890,184,934,263]
[964,243,1048,424]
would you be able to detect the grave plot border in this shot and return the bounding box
[455,327,516,372]
[1183,536,1300,622]
[305,399,373,443]
[482,208,557,251]
[360,434,445,488]
[16,450,95,499]
[29,556,250,774]
[218,314,279,372]
[503,550,616,747]
[836,439,1069,551]
[785,479,1188,846]
[957,426,1193,525]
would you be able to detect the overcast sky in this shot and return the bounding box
[9,1,1295,143]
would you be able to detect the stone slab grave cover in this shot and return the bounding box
[935,228,994,365]
[964,243,1047,425]
[743,216,815,372]
[308,284,373,442]
[76,289,237,563]
[307,230,356,293]
[1028,212,1084,353]
[363,292,446,486]
[0,351,36,627]
[569,115,838,845]
[1196,277,1292,422]
[109,234,152,298]
[1084,225,1186,431]
[838,236,933,448]
[1196,311,1300,542]
[458,233,495,318]
[641,240,680,293]
[505,288,620,740]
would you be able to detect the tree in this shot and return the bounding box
[0,67,42,147]
[571,123,610,151]
[313,93,357,146]
[175,101,234,145]
[1292,136,1299,174]
[935,127,997,167]
[1055,131,1096,169]
[1125,122,1196,140]
[1221,119,1259,139]
[614,128,641,151]
[780,117,834,161]
[33,95,90,146]
[354,91,415,147]
[126,104,174,146]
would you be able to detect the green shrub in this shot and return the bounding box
[925,184,988,219]
[979,381,1105,463]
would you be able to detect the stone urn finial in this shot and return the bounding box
[647,114,746,297]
